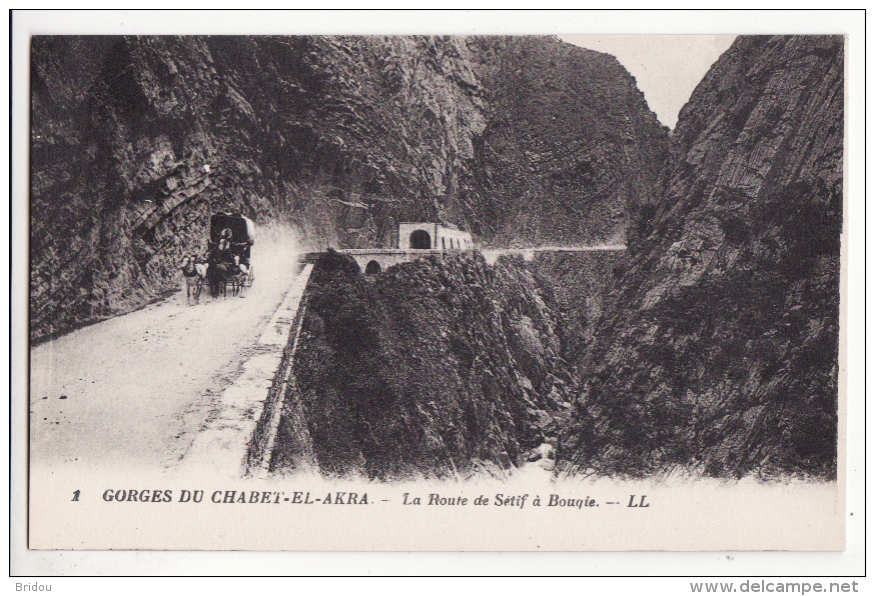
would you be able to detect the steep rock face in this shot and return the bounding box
[559,36,843,479]
[277,252,576,479]
[527,251,629,367]
[466,37,668,246]
[30,35,667,342]
[31,36,261,341]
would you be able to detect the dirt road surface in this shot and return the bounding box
[29,229,302,472]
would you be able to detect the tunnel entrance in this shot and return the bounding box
[365,260,382,275]
[409,230,431,249]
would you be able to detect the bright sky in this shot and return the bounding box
[559,35,737,129]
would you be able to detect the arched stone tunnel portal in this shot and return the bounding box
[409,229,432,249]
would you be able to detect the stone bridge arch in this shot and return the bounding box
[365,260,382,275]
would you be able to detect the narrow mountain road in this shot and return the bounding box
[29,229,302,472]
[480,244,626,265]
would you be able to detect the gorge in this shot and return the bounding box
[29,34,843,481]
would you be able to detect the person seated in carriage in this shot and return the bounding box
[202,211,256,298]
[206,228,238,297]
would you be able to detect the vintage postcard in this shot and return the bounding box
[15,11,858,563]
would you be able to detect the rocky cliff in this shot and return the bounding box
[558,36,844,480]
[276,251,579,479]
[463,36,668,246]
[30,35,667,342]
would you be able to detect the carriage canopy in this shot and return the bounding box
[210,212,256,245]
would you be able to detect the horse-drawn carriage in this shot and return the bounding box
[181,212,255,304]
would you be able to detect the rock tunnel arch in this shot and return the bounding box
[409,229,432,249]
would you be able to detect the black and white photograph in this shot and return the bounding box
[11,9,863,576]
